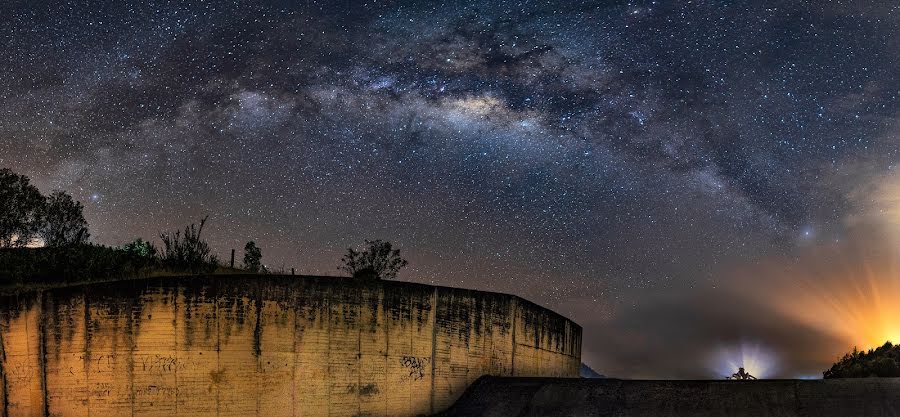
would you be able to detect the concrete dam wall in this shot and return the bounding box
[0,275,581,417]
[439,376,900,417]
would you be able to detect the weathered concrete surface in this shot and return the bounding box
[438,376,900,417]
[0,275,580,417]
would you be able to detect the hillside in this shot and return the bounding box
[824,342,900,378]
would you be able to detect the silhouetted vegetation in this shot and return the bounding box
[158,216,219,274]
[243,241,262,272]
[40,190,90,246]
[0,244,161,288]
[1,217,228,288]
[0,169,90,248]
[122,238,157,258]
[339,239,408,280]
[0,168,46,247]
[824,342,900,378]
[0,167,334,285]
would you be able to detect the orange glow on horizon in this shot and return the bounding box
[739,231,900,357]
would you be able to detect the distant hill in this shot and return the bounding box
[580,363,605,378]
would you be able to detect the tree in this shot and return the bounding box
[243,241,262,272]
[0,168,45,247]
[824,342,900,378]
[338,239,408,280]
[40,191,90,247]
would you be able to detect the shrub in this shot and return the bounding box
[122,238,157,258]
[338,239,408,280]
[0,244,159,288]
[158,216,219,274]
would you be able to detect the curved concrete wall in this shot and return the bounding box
[440,377,900,417]
[0,275,581,417]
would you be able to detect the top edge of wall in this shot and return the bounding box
[0,274,582,329]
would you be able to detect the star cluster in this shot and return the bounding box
[1,1,898,377]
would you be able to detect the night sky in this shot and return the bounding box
[2,1,899,379]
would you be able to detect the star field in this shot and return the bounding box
[1,1,898,377]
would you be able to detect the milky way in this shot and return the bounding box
[1,1,898,377]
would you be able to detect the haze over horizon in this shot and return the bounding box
[2,1,898,379]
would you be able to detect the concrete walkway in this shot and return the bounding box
[436,376,900,417]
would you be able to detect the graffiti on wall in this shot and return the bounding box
[399,356,431,380]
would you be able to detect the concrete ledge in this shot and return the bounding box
[437,376,900,417]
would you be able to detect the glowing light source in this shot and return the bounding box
[9,234,45,248]
[25,238,45,248]
[763,253,900,351]
[712,341,777,379]
[735,226,900,368]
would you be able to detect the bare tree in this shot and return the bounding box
[40,191,90,247]
[339,239,408,280]
[0,168,45,247]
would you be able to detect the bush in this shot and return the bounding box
[158,216,219,274]
[338,239,408,280]
[0,244,159,288]
[0,217,226,290]
[824,342,900,378]
[122,238,157,258]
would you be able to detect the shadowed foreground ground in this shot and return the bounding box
[436,376,900,417]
